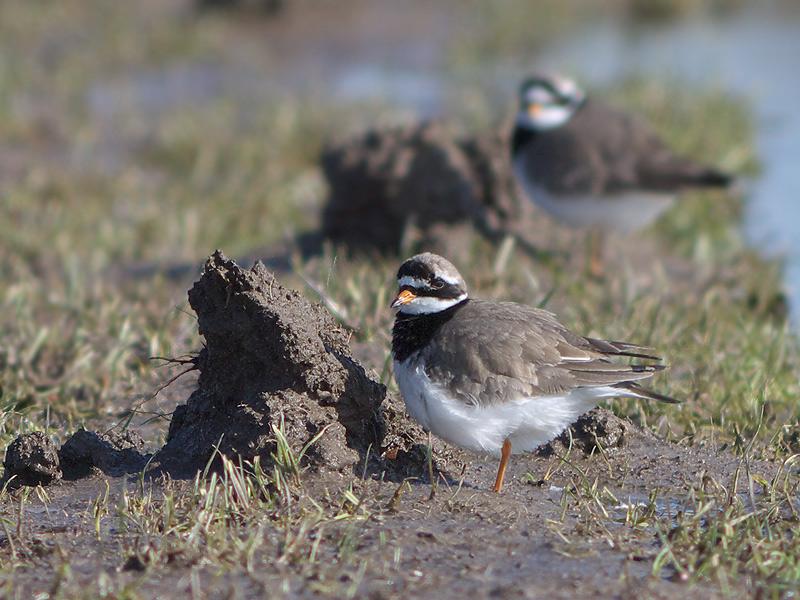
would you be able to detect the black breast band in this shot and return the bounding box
[391,299,469,362]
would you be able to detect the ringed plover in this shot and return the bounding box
[390,252,677,492]
[511,74,733,275]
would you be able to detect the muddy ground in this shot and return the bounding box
[1,254,775,599]
[321,121,520,255]
[0,413,764,599]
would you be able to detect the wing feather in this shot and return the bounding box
[519,100,731,196]
[425,300,673,407]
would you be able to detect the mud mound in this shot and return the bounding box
[2,432,62,488]
[59,429,150,479]
[1,429,153,488]
[155,251,387,475]
[320,122,520,253]
[537,408,629,457]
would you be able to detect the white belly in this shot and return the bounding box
[513,157,674,234]
[393,358,614,457]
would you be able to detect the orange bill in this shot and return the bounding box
[391,289,416,308]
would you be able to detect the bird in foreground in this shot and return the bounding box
[390,252,678,492]
[511,73,733,276]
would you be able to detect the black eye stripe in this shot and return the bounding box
[522,78,556,95]
[412,282,463,300]
[397,258,465,299]
[521,78,574,105]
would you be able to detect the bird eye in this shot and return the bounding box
[430,277,445,289]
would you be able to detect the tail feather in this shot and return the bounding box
[691,168,733,188]
[642,159,734,191]
[568,362,666,374]
[615,381,680,404]
[585,337,662,361]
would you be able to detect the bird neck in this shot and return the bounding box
[511,99,586,157]
[511,125,537,157]
[392,298,469,363]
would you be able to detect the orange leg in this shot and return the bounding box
[493,439,512,493]
[587,229,605,279]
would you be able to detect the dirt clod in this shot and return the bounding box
[59,429,150,479]
[320,122,520,254]
[155,250,386,475]
[373,391,465,482]
[2,432,62,487]
[538,408,629,457]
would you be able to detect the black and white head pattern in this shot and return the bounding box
[391,253,468,315]
[516,73,586,131]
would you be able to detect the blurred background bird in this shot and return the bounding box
[511,73,733,277]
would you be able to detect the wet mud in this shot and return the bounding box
[2,253,437,485]
[1,406,768,599]
[59,428,150,479]
[537,407,630,457]
[2,432,62,488]
[154,250,387,476]
[321,122,521,254]
[0,254,772,598]
[2,428,151,489]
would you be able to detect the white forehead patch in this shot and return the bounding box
[526,87,556,105]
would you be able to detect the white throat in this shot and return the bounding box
[397,293,468,316]
[516,105,573,131]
